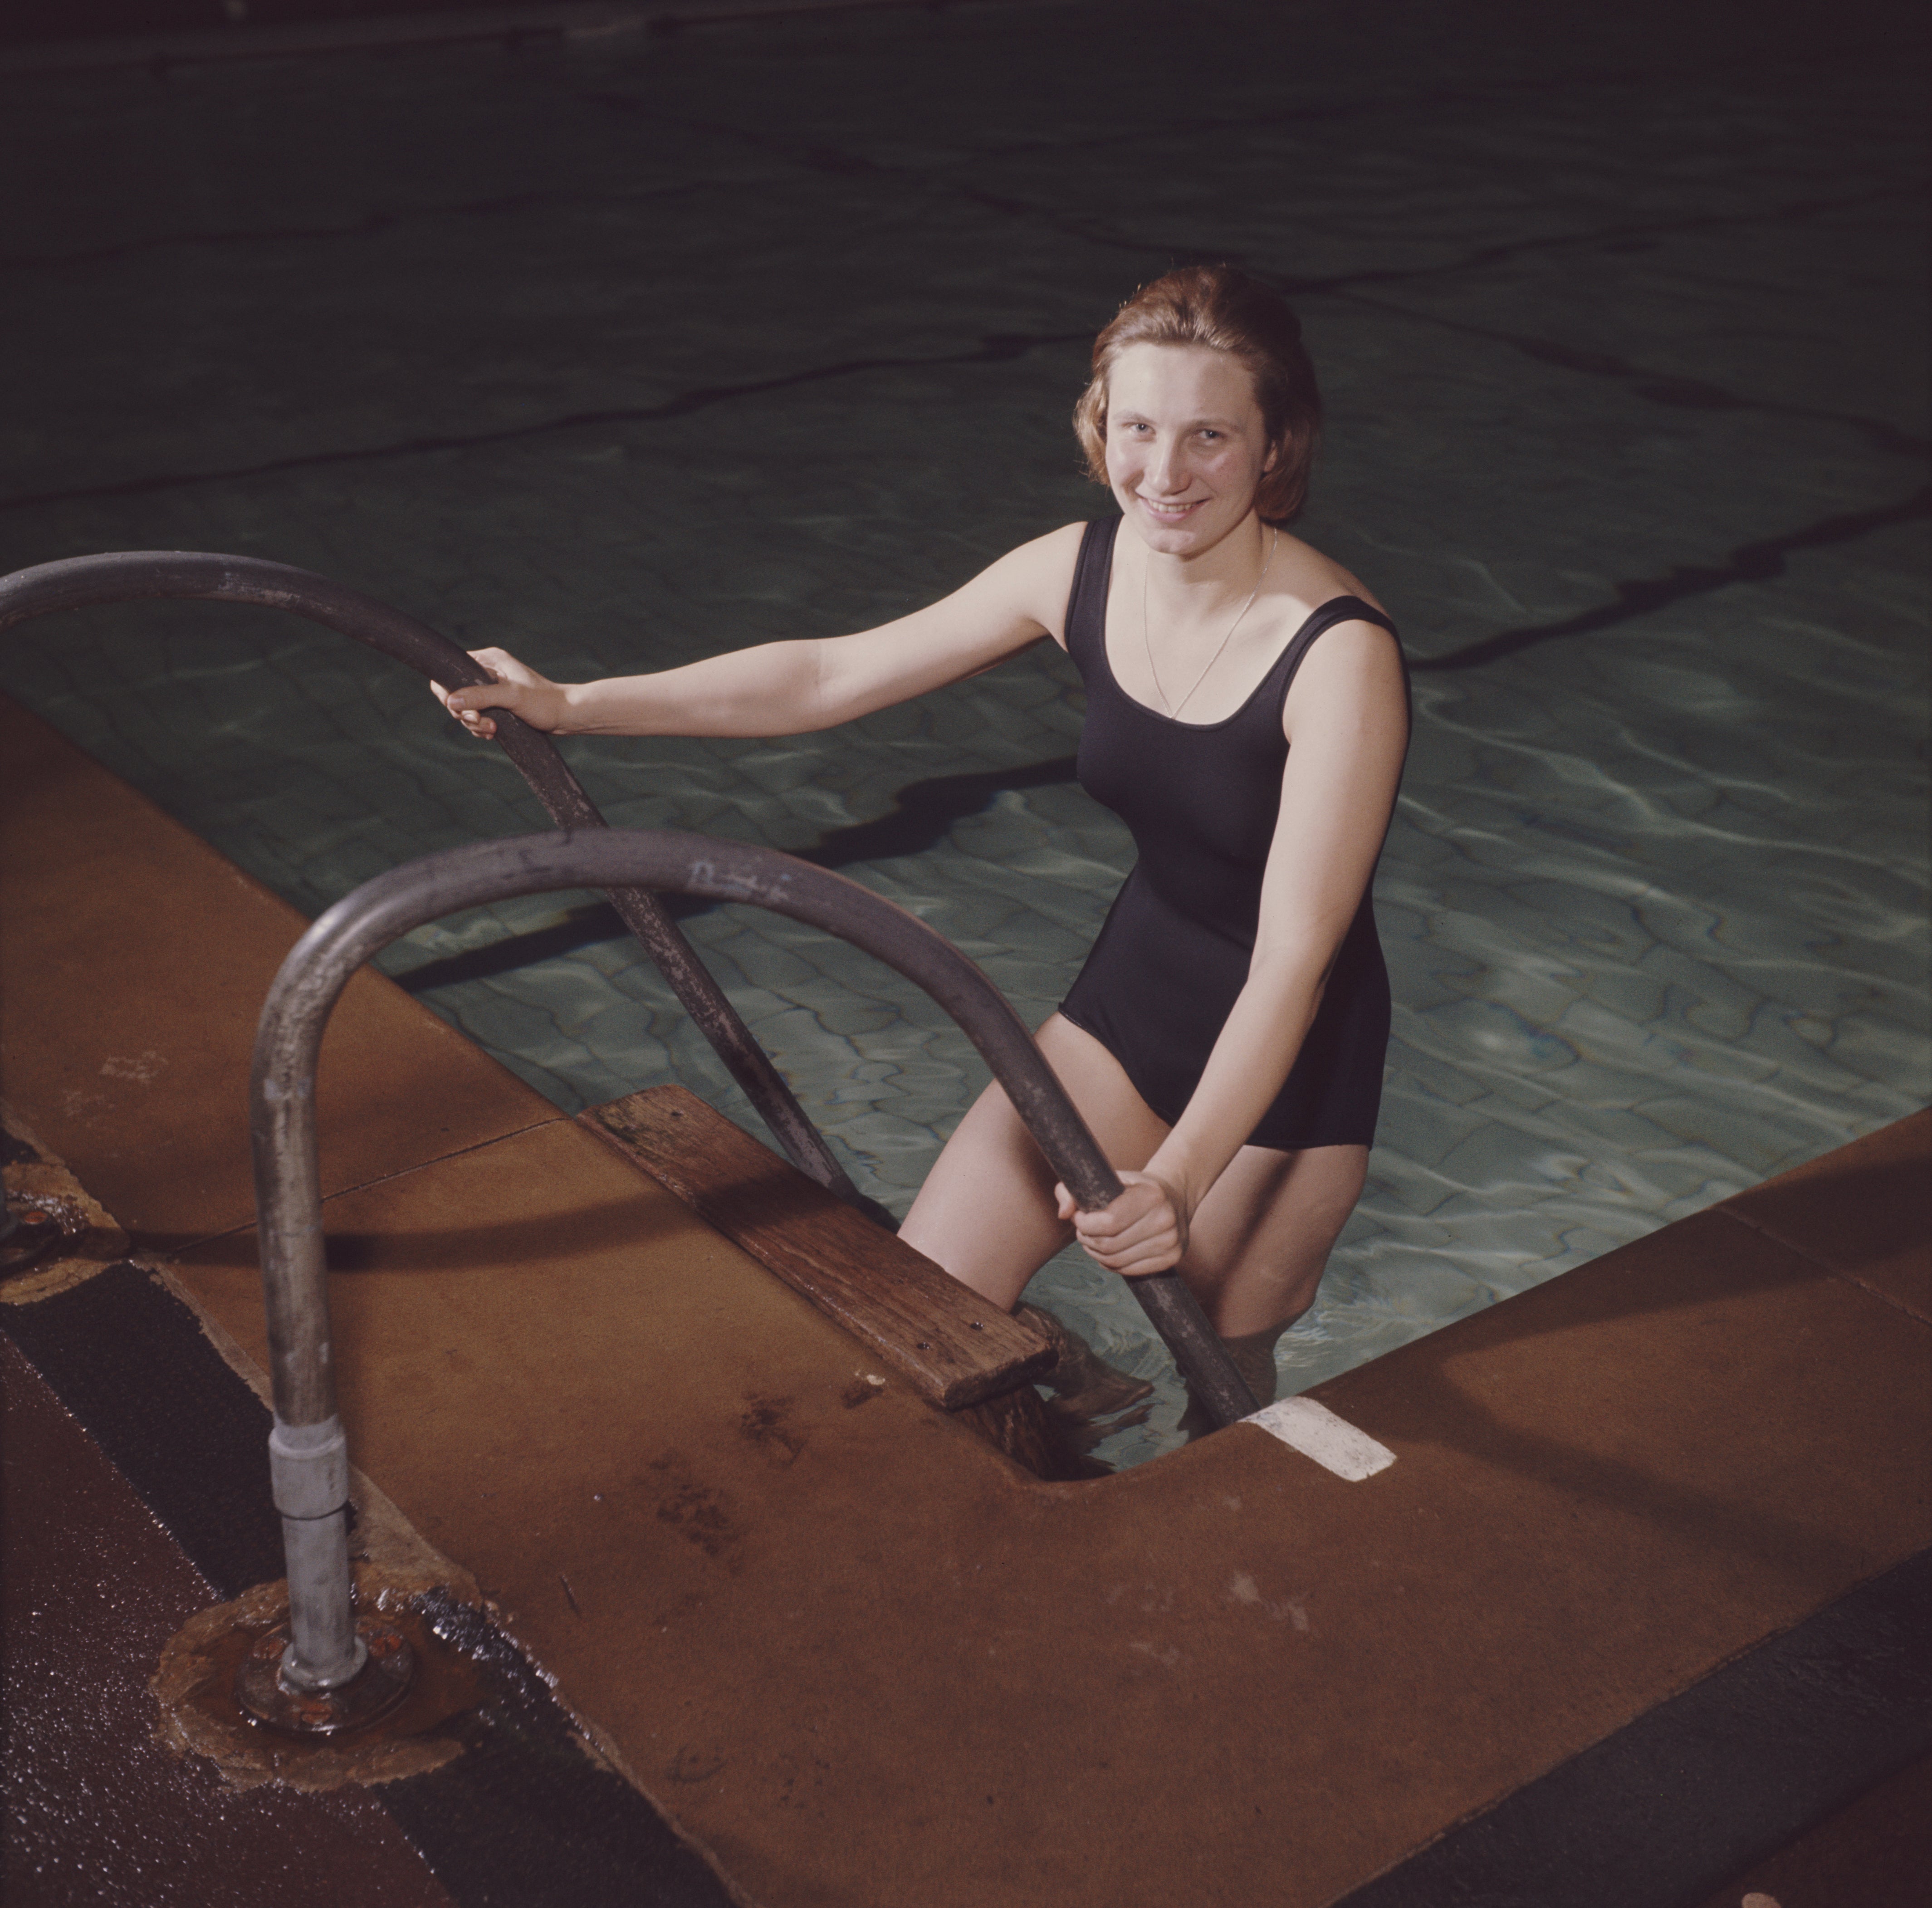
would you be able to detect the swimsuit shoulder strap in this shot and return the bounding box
[1268,594,1408,712]
[1062,517,1120,674]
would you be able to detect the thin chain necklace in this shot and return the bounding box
[1142,525,1281,719]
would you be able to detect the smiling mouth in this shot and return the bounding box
[1137,495,1204,519]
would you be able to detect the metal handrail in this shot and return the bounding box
[0,549,871,1213]
[253,830,1259,1692]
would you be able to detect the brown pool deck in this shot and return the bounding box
[5,688,1929,1907]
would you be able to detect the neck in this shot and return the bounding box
[1142,512,1272,609]
[1137,517,1281,719]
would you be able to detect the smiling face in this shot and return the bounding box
[1103,342,1279,558]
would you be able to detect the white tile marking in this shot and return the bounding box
[1242,1397,1396,1481]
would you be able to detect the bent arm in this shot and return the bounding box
[1069,623,1409,1272]
[439,524,1085,739]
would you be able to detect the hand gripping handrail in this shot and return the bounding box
[254,830,1259,1692]
[0,549,871,1214]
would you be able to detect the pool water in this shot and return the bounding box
[3,0,1926,1467]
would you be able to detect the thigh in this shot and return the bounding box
[1181,1142,1368,1337]
[899,1013,1172,1311]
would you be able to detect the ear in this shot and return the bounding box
[1262,433,1286,474]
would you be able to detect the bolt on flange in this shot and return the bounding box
[0,1197,68,1277]
[235,1617,416,1736]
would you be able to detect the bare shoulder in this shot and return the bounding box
[1281,623,1409,746]
[954,521,1090,647]
[1276,531,1390,620]
[1278,539,1408,744]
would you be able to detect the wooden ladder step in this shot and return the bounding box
[580,1086,1053,1411]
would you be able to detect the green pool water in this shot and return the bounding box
[4,0,1925,1466]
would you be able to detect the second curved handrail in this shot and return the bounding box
[250,830,1259,1690]
[0,548,871,1212]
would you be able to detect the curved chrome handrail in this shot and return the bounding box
[0,550,869,1211]
[253,830,1259,1689]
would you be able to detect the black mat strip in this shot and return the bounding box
[0,1264,733,1908]
[0,1262,285,1597]
[1336,1548,1932,1908]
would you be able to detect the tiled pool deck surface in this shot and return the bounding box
[3,0,1927,1458]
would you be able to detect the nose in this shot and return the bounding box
[1147,435,1189,495]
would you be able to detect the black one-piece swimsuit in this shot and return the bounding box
[1058,517,1408,1152]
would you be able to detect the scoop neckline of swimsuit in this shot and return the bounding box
[1096,520,1374,734]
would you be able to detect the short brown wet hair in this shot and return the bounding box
[1073,266,1323,523]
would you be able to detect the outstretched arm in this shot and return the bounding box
[435,524,1086,740]
[1062,619,1410,1274]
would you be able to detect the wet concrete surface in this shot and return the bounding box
[1,1266,739,1907]
[0,1331,455,1908]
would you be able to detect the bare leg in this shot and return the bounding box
[1182,1143,1368,1338]
[899,1014,1169,1310]
[902,1015,1367,1412]
[1173,1143,1367,1410]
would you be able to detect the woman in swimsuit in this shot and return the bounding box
[439,266,1410,1409]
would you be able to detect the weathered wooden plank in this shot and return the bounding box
[579,1087,1053,1410]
